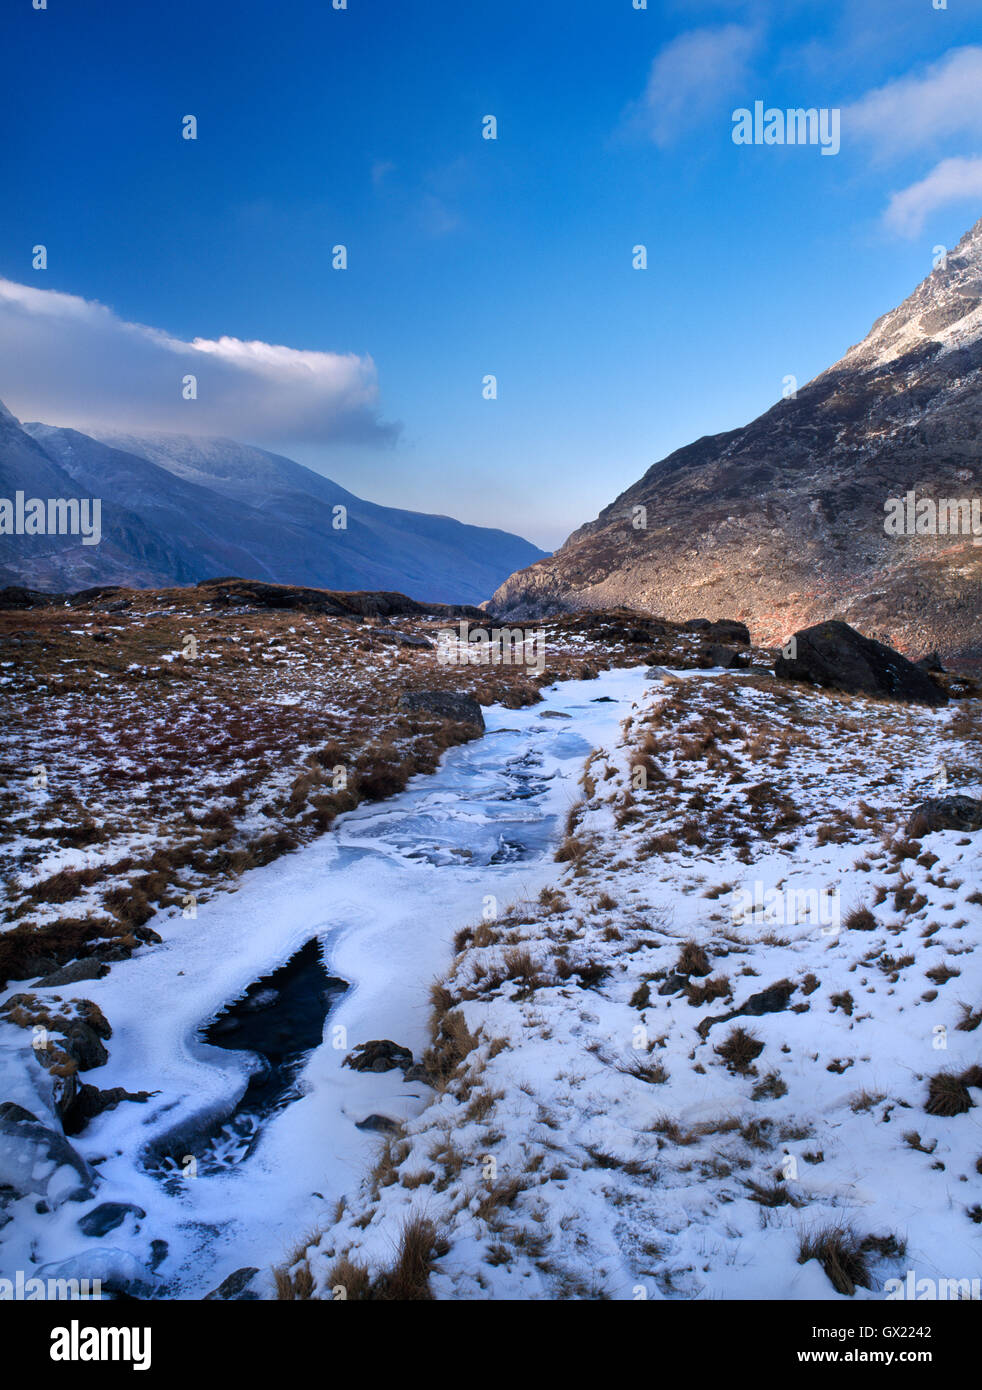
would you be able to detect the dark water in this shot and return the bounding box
[148,939,346,1184]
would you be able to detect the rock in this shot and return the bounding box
[0,1102,39,1125]
[697,980,796,1039]
[392,632,433,649]
[916,651,945,673]
[774,621,948,707]
[36,959,110,989]
[355,1114,401,1133]
[398,690,485,729]
[706,644,743,669]
[684,619,711,632]
[740,981,797,1016]
[0,1107,97,1202]
[77,1201,146,1238]
[906,795,982,837]
[644,666,673,680]
[342,1039,414,1074]
[204,1266,261,1301]
[590,696,617,703]
[61,1022,109,1071]
[707,619,751,645]
[149,1240,169,1272]
[59,1082,152,1137]
[37,1248,160,1300]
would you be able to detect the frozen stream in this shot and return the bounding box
[0,666,651,1298]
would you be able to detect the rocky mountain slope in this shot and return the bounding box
[492,216,982,661]
[1,405,546,603]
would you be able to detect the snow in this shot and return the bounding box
[2,662,979,1301]
[0,666,650,1297]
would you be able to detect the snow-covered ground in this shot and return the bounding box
[3,663,979,1301]
[293,669,982,1301]
[0,667,650,1297]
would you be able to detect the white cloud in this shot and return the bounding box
[847,46,982,157]
[629,25,758,146]
[883,156,982,237]
[0,278,398,445]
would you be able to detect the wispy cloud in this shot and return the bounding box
[0,278,399,445]
[627,25,758,147]
[883,156,982,238]
[846,46,982,158]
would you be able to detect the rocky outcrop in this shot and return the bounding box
[398,690,485,729]
[906,795,982,836]
[774,621,948,707]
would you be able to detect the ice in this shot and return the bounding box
[0,665,650,1297]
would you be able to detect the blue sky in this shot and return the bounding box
[1,0,981,548]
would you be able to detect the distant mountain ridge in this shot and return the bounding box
[492,215,982,661]
[0,407,546,603]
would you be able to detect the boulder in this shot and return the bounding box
[0,1105,97,1203]
[916,651,945,673]
[774,621,948,707]
[706,644,744,669]
[36,959,110,989]
[342,1039,414,1074]
[37,1248,160,1300]
[355,1114,402,1133]
[376,629,432,649]
[906,796,982,837]
[61,1021,109,1071]
[77,1201,146,1238]
[398,690,485,729]
[59,1081,152,1137]
[707,619,751,646]
[204,1267,261,1301]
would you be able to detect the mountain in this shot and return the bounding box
[492,215,982,661]
[0,405,202,592]
[0,409,546,603]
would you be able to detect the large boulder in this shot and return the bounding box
[0,1104,97,1203]
[706,644,745,669]
[775,621,947,707]
[707,619,751,646]
[906,796,982,837]
[398,690,485,729]
[36,959,110,989]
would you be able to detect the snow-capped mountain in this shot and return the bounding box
[0,410,547,603]
[492,215,982,660]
